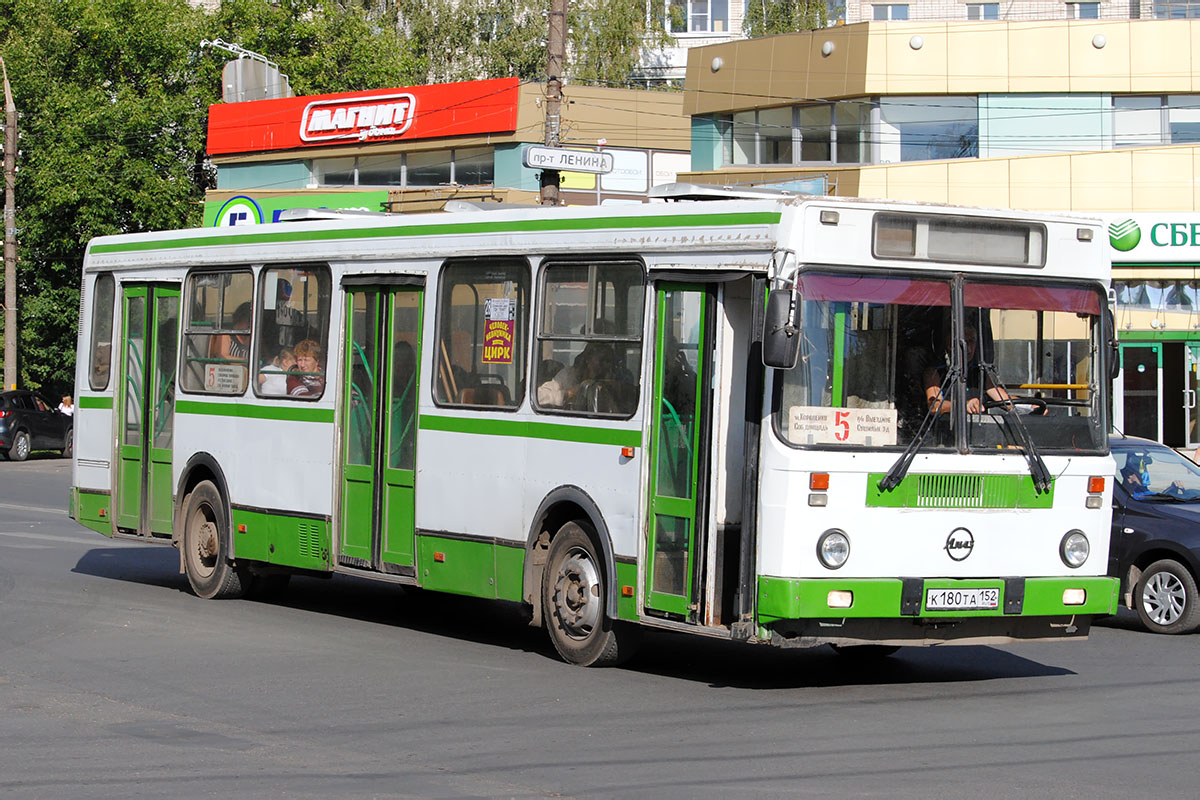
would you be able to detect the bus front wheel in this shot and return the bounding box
[542,521,637,667]
[182,480,248,600]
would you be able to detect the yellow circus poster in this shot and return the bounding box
[482,297,516,364]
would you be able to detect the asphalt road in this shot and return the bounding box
[1,456,1198,798]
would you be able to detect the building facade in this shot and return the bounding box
[205,78,691,224]
[681,19,1200,445]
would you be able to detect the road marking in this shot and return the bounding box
[0,530,138,547]
[0,501,68,516]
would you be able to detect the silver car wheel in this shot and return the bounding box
[1142,570,1188,626]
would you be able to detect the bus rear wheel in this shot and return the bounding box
[182,480,247,600]
[542,521,637,667]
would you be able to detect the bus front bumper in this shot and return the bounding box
[756,575,1119,648]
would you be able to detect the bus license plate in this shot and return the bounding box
[925,587,1000,611]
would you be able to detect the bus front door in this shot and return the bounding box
[646,284,712,619]
[115,284,180,536]
[339,286,423,575]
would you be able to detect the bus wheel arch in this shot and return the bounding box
[524,486,619,630]
[174,454,233,572]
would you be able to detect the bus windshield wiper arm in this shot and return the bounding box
[879,366,958,492]
[980,362,1053,494]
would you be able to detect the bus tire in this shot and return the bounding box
[182,479,247,600]
[542,521,636,667]
[1135,559,1200,635]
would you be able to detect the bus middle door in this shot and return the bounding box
[339,284,423,575]
[646,283,713,620]
[115,284,180,536]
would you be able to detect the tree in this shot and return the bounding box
[742,0,829,38]
[0,0,424,396]
[210,0,422,94]
[393,0,546,84]
[569,0,670,87]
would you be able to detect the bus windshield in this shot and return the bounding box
[773,271,1106,453]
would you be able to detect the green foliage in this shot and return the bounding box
[0,0,420,395]
[569,0,670,87]
[210,0,421,94]
[395,0,547,84]
[742,0,829,38]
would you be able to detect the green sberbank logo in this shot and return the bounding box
[1109,219,1142,252]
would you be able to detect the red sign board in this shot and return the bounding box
[207,78,520,156]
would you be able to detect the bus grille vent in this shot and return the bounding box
[915,474,986,508]
[297,522,321,560]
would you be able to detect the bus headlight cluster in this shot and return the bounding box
[1060,530,1089,568]
[817,529,850,570]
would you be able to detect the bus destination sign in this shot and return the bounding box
[523,146,614,174]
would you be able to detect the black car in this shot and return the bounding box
[1110,435,1200,634]
[0,390,73,461]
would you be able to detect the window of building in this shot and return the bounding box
[1113,95,1200,146]
[873,4,909,19]
[1115,280,1200,310]
[967,2,999,19]
[878,97,979,162]
[181,271,254,396]
[668,0,729,33]
[534,260,645,418]
[311,148,494,188]
[1066,2,1100,18]
[433,260,528,409]
[88,274,115,391]
[1154,1,1200,16]
[254,266,332,400]
[720,101,870,166]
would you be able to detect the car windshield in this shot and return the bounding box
[1115,443,1200,501]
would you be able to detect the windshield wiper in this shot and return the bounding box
[979,362,1053,494]
[879,365,957,492]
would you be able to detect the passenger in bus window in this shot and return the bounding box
[258,347,295,396]
[209,302,252,364]
[923,324,1010,414]
[287,339,325,397]
[537,342,614,409]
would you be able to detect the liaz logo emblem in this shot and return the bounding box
[300,93,417,143]
[944,528,975,562]
[1109,219,1142,252]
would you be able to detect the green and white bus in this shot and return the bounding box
[69,187,1120,665]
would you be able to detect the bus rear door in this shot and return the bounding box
[339,284,423,575]
[115,284,180,536]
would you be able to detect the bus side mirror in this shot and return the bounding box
[1105,309,1120,381]
[762,288,800,369]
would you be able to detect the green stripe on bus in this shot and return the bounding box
[88,211,782,255]
[176,399,335,424]
[419,413,641,448]
[78,395,113,409]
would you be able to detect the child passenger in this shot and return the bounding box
[258,347,295,396]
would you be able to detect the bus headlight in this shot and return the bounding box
[817,529,850,570]
[1060,530,1089,569]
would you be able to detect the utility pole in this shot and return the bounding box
[540,0,566,206]
[2,59,16,391]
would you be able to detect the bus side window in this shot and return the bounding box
[533,259,644,418]
[433,260,528,409]
[253,266,332,400]
[180,271,254,396]
[88,274,116,391]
